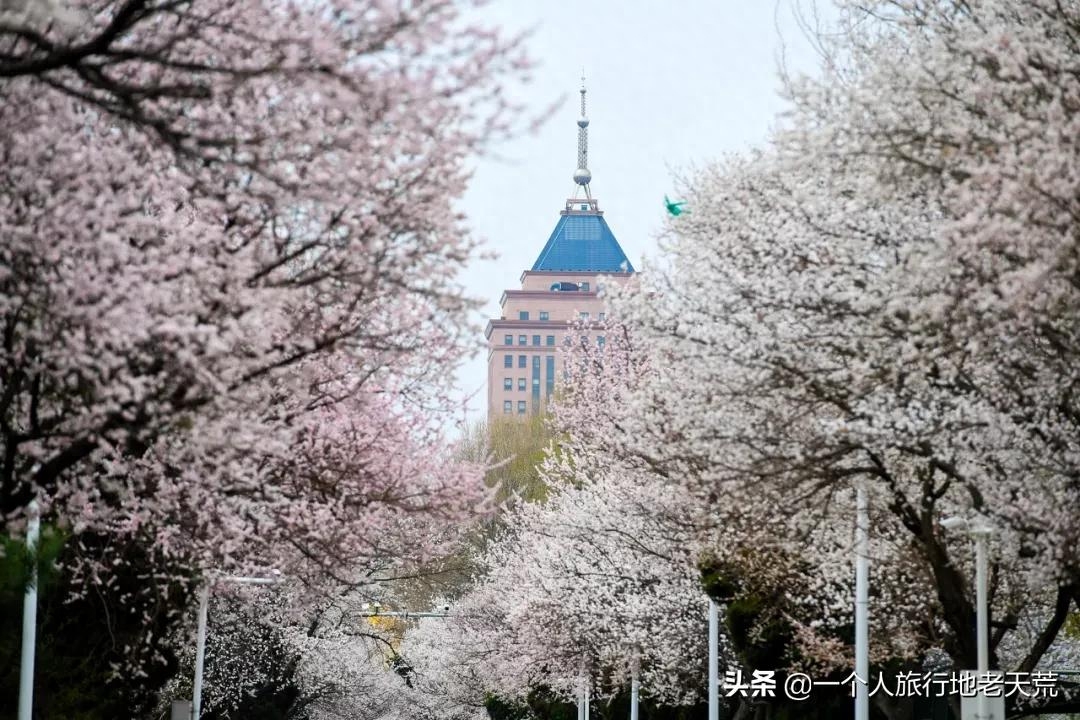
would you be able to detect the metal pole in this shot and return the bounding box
[223,576,280,586]
[855,484,869,720]
[708,599,719,720]
[577,675,584,720]
[975,532,989,719]
[170,700,193,720]
[17,500,40,720]
[584,679,590,720]
[358,611,449,618]
[193,585,210,719]
[630,671,639,720]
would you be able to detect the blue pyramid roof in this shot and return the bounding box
[531,202,634,273]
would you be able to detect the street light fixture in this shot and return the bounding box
[358,602,451,619]
[192,572,283,719]
[708,599,719,720]
[17,500,40,720]
[941,515,996,720]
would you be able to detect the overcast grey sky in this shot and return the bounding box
[452,0,832,427]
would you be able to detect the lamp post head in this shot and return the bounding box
[940,516,968,532]
[940,515,994,536]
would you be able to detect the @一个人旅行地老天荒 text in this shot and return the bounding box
[720,668,1060,701]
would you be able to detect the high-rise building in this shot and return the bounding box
[485,79,636,420]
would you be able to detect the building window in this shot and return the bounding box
[532,335,540,346]
[516,334,525,345]
[539,311,549,321]
[546,356,555,397]
[598,312,606,321]
[503,378,512,390]
[503,400,512,414]
[598,336,606,348]
[518,355,526,368]
[532,356,541,405]
[518,311,529,320]
[580,312,590,320]
[517,401,527,415]
[504,334,513,345]
[504,354,512,368]
[580,282,590,292]
[518,378,526,391]
[546,335,555,346]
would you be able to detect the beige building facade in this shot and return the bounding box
[485,80,637,420]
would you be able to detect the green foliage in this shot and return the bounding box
[523,687,580,720]
[0,523,66,595]
[724,594,793,670]
[460,415,556,506]
[485,692,533,720]
[0,532,190,719]
[699,557,793,671]
[1064,611,1080,640]
[699,559,741,604]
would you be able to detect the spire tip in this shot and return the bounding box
[573,73,591,196]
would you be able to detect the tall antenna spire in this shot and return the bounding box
[573,72,592,198]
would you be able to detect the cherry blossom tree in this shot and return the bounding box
[398,327,720,716]
[776,0,1080,685]
[455,4,1080,719]
[393,4,1080,718]
[162,583,488,720]
[452,464,709,704]
[0,0,527,689]
[569,1,1080,716]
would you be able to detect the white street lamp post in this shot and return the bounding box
[854,484,869,720]
[975,531,990,680]
[630,671,639,720]
[941,516,995,720]
[576,673,590,720]
[17,500,40,720]
[192,585,210,720]
[708,598,719,720]
[192,574,281,719]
